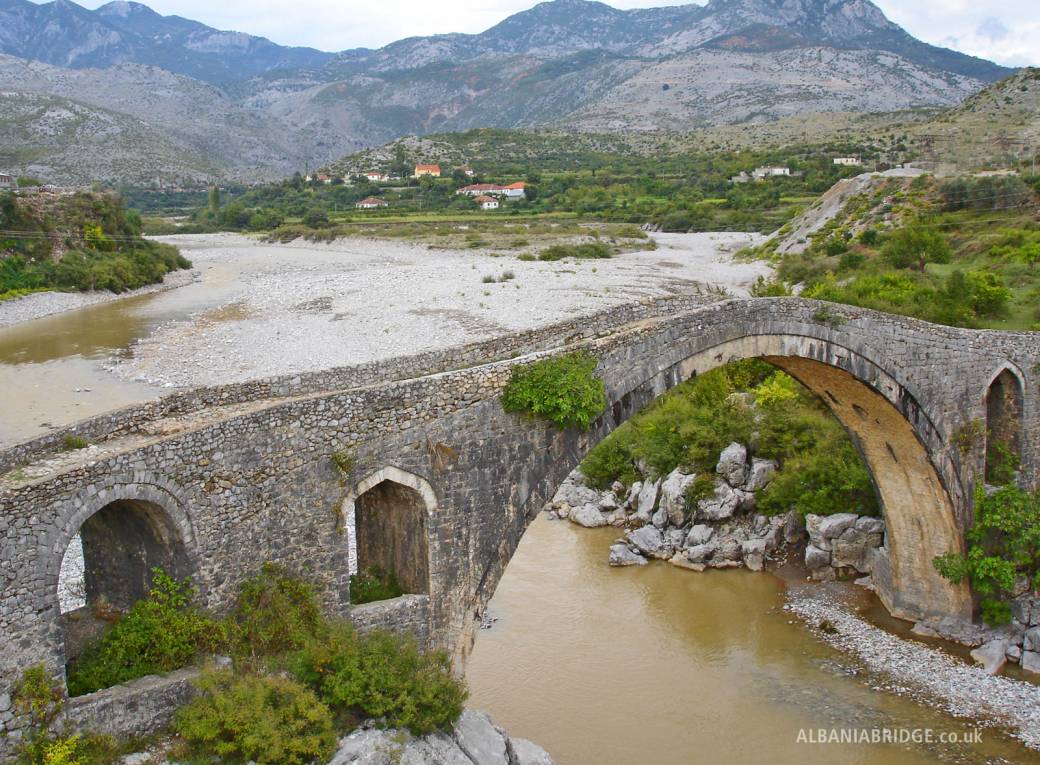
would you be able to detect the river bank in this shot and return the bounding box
[0,268,199,330]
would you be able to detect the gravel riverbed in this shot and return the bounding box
[110,232,769,388]
[787,586,1040,751]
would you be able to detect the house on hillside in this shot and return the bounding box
[502,182,526,200]
[474,195,499,210]
[364,171,389,182]
[459,165,475,177]
[414,164,441,178]
[751,166,790,180]
[0,173,13,190]
[833,157,862,166]
[730,171,751,184]
[356,197,388,209]
[456,183,506,197]
[315,172,332,184]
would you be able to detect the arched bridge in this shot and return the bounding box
[1,296,1037,718]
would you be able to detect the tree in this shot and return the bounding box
[208,186,221,214]
[881,225,951,271]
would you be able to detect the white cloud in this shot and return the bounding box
[31,0,1040,65]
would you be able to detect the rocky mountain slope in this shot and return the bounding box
[0,0,1016,185]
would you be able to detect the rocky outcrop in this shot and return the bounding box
[327,710,553,765]
[550,442,886,582]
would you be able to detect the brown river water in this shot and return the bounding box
[3,243,1039,765]
[466,515,1038,765]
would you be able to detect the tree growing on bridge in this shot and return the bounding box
[501,351,607,429]
[933,484,1040,624]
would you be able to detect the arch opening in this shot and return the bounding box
[58,498,190,666]
[985,368,1024,484]
[350,479,431,598]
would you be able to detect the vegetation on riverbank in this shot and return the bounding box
[757,174,1040,331]
[36,564,466,765]
[0,191,190,299]
[581,360,879,518]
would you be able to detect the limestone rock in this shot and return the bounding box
[568,503,608,528]
[402,733,473,765]
[686,543,717,564]
[742,539,767,571]
[609,543,648,567]
[716,442,748,487]
[718,539,742,562]
[669,552,706,571]
[817,513,859,540]
[855,516,885,535]
[970,639,1010,675]
[782,510,806,543]
[330,729,406,765]
[1022,651,1040,675]
[696,479,740,521]
[745,458,777,491]
[664,528,686,551]
[831,528,871,572]
[1024,626,1040,653]
[1012,594,1040,627]
[805,544,831,571]
[651,506,669,530]
[454,710,510,765]
[509,738,555,765]
[685,524,714,547]
[627,526,665,558]
[625,481,643,509]
[659,468,697,527]
[633,479,661,524]
[598,492,620,512]
[1007,644,1022,663]
[552,477,599,509]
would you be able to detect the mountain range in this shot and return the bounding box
[0,0,1016,185]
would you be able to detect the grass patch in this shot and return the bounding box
[538,242,612,261]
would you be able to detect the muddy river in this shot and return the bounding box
[466,515,1038,765]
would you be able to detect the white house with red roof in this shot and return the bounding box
[414,164,441,178]
[356,197,389,209]
[473,195,499,210]
[364,171,389,182]
[502,182,527,200]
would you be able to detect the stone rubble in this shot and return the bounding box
[550,441,884,581]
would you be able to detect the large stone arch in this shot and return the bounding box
[341,467,437,598]
[607,332,971,621]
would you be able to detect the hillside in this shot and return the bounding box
[0,0,1016,185]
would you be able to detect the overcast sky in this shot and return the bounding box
[38,0,1040,66]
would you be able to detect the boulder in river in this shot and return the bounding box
[628,526,666,558]
[568,503,608,528]
[609,543,648,567]
[970,639,1010,675]
[685,524,714,547]
[659,468,698,527]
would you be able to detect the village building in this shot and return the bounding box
[364,171,389,182]
[502,182,526,200]
[456,183,505,197]
[0,173,13,190]
[414,164,441,178]
[356,197,389,209]
[314,172,332,184]
[459,165,475,177]
[474,194,499,210]
[751,166,791,180]
[833,157,863,166]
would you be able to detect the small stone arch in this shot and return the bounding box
[341,467,436,597]
[47,479,197,670]
[983,364,1025,484]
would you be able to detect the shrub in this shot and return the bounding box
[934,484,1040,624]
[229,564,324,664]
[881,225,951,271]
[537,242,611,261]
[349,566,404,605]
[749,276,793,297]
[293,626,467,735]
[174,670,336,765]
[66,571,223,696]
[502,351,606,429]
[580,426,639,490]
[331,448,355,475]
[13,665,63,728]
[62,435,89,450]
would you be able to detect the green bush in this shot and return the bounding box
[350,566,404,605]
[934,484,1040,625]
[66,571,224,696]
[881,225,951,271]
[502,351,606,429]
[229,564,324,664]
[293,626,467,735]
[538,242,612,261]
[174,670,337,765]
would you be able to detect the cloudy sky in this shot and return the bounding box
[41,0,1040,66]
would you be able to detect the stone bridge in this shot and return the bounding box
[0,295,1036,743]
